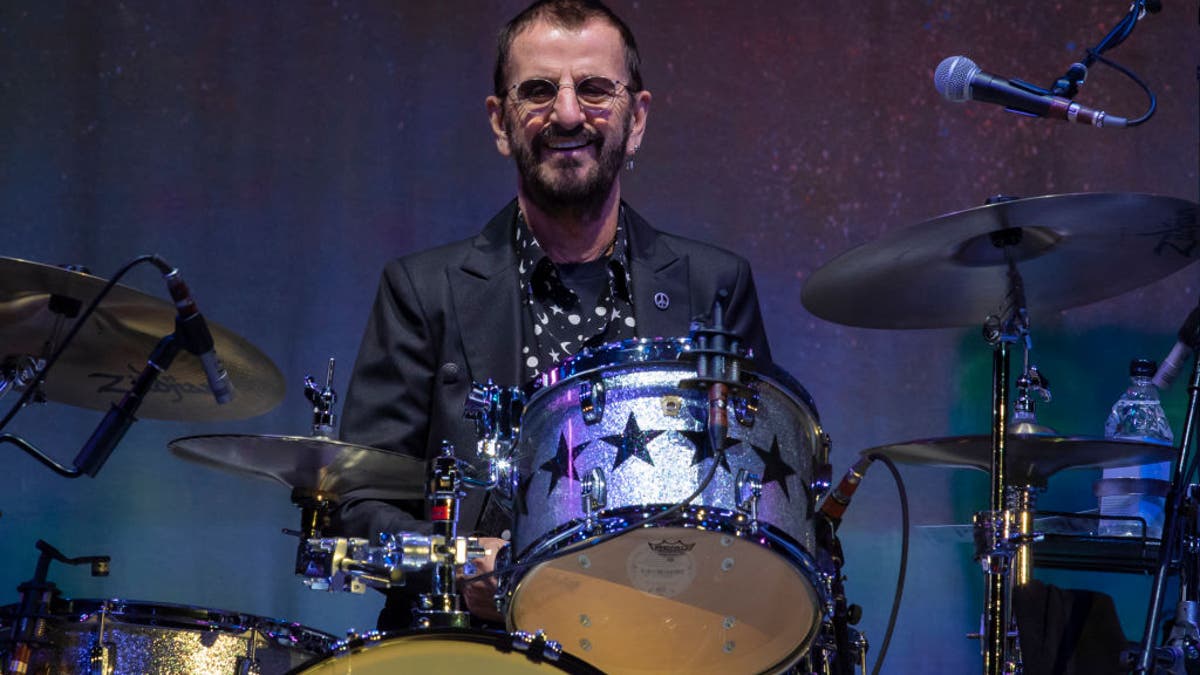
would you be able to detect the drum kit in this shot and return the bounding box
[0,191,1197,674]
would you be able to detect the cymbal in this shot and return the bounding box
[169,434,426,500]
[864,434,1176,484]
[0,257,284,421]
[802,193,1199,328]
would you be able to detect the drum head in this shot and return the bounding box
[508,527,821,674]
[293,629,601,675]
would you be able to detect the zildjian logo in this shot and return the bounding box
[90,365,209,403]
[647,540,695,559]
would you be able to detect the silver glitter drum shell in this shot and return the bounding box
[505,337,830,675]
[1,598,334,674]
[290,628,603,674]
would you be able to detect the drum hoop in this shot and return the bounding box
[57,599,335,647]
[288,628,603,675]
[523,337,821,424]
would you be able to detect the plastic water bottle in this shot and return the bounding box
[1096,358,1174,537]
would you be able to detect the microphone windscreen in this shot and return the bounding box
[934,55,978,102]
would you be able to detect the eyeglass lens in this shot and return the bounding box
[514,77,620,108]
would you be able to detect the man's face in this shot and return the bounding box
[487,18,650,214]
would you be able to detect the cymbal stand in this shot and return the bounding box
[413,443,471,629]
[294,442,486,623]
[976,227,1039,675]
[3,540,109,675]
[1134,317,1200,673]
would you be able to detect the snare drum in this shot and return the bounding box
[291,629,601,674]
[505,338,832,675]
[1,598,333,674]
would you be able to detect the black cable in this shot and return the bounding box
[865,452,909,675]
[1085,48,1158,126]
[0,254,170,434]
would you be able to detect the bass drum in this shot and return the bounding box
[289,629,602,674]
[505,338,832,675]
[0,598,333,674]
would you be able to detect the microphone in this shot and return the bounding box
[934,55,1127,128]
[819,455,874,531]
[163,268,233,404]
[1153,304,1200,390]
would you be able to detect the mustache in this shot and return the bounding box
[536,125,599,144]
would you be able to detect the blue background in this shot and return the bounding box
[1,1,1198,671]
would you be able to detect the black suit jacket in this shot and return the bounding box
[336,199,771,543]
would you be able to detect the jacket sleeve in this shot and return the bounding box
[335,260,436,538]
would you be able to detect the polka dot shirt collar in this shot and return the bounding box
[514,208,637,380]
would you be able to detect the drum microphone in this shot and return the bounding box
[1153,303,1200,390]
[819,455,874,531]
[163,268,234,404]
[934,55,1127,128]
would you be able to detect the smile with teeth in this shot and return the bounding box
[544,136,592,151]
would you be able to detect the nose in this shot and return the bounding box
[548,83,586,129]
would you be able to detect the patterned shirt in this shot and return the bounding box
[515,208,637,380]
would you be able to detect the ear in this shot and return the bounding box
[486,96,511,157]
[625,89,652,157]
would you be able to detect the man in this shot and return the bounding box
[337,0,771,629]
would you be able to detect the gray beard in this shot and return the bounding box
[508,119,630,219]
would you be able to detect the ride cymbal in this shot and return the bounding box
[802,193,1199,329]
[0,257,284,421]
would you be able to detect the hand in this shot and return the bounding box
[456,536,507,623]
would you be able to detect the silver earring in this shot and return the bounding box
[627,146,640,171]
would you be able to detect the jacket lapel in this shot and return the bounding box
[625,205,693,338]
[449,201,524,387]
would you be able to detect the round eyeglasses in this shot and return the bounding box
[507,76,629,113]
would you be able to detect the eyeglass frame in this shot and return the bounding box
[503,75,635,114]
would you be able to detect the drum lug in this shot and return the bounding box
[87,641,113,675]
[234,655,262,675]
[812,461,833,504]
[579,377,606,424]
[734,469,762,532]
[511,630,564,662]
[581,467,608,533]
[87,599,115,675]
[732,379,760,427]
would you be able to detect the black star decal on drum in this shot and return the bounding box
[679,430,739,474]
[600,412,663,469]
[750,436,797,500]
[539,433,589,496]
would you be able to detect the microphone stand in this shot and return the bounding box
[0,332,181,478]
[1134,321,1200,673]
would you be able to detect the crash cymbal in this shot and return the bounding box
[801,193,1199,328]
[864,433,1176,485]
[0,257,283,421]
[169,434,425,500]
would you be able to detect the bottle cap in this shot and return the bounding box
[1129,358,1157,377]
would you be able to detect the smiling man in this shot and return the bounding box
[337,0,773,630]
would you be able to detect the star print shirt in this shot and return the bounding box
[514,209,637,381]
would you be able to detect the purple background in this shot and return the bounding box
[2,1,1197,671]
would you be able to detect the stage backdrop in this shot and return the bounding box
[1,1,1197,672]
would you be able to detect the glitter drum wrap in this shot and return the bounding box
[294,629,602,674]
[505,338,831,675]
[2,599,334,674]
